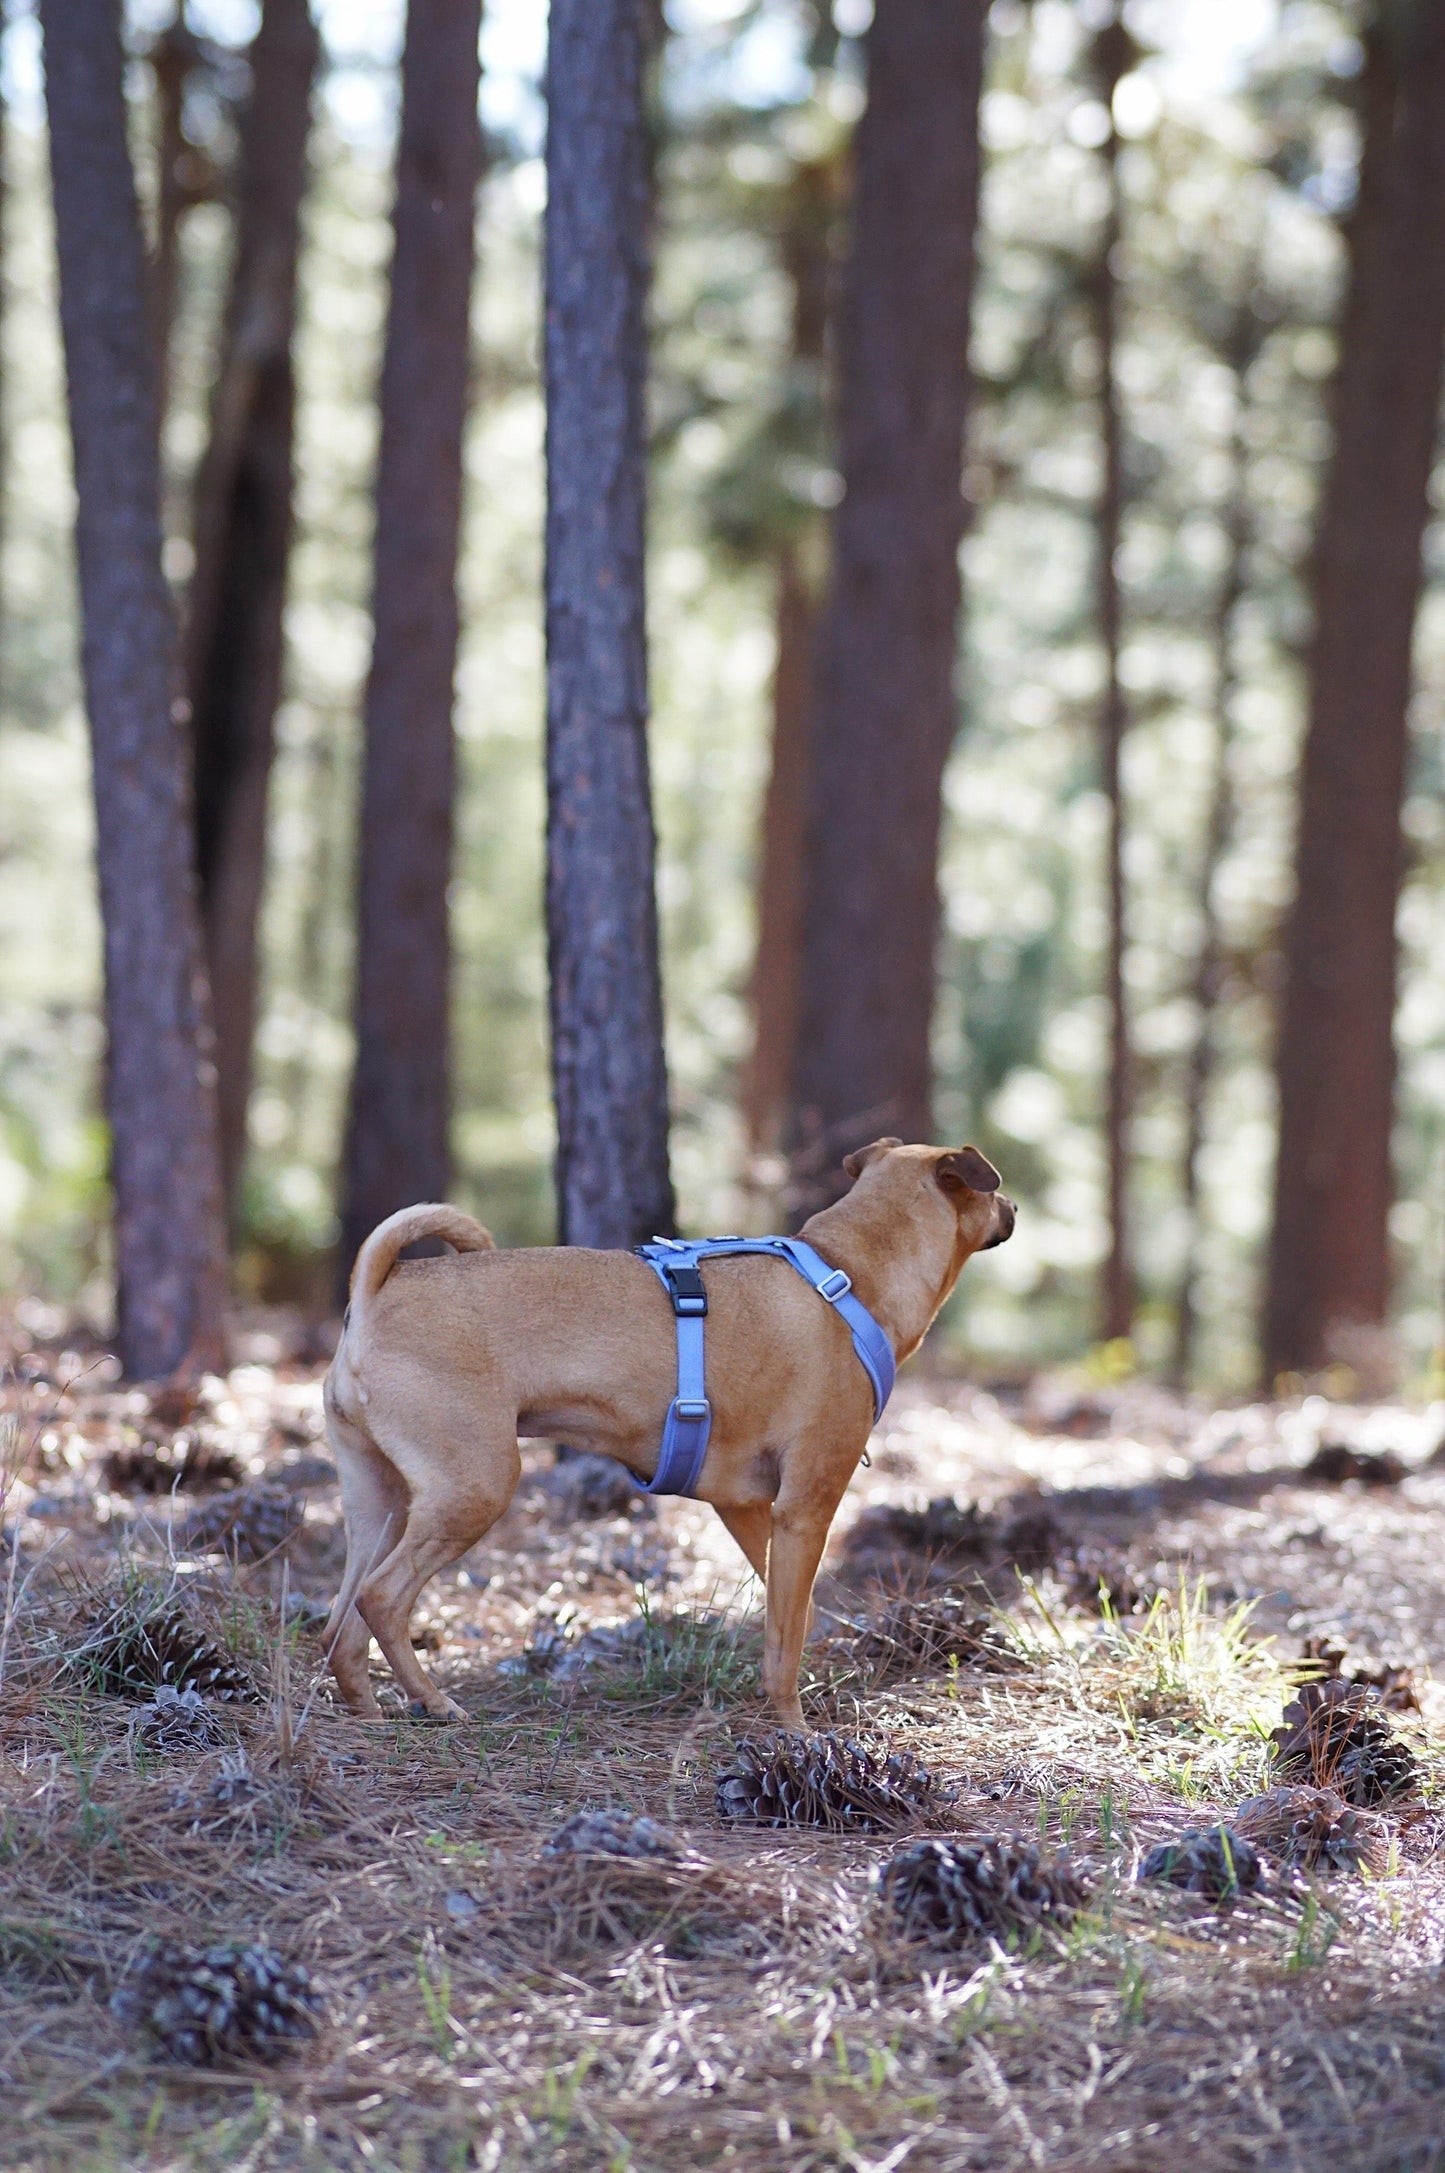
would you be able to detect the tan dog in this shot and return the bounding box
[322,1138,1014,1727]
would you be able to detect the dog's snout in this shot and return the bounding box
[982,1194,1016,1250]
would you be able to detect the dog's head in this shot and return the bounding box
[841,1136,1016,1261]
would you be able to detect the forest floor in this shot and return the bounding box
[5,1303,1445,2172]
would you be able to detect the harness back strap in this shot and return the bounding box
[634,1235,897,1499]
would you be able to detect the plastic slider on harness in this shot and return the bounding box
[632,1235,896,1499]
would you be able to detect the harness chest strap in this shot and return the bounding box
[633,1235,897,1499]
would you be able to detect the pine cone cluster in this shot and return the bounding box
[127,1684,232,1756]
[1269,1680,1418,1805]
[544,1808,684,1861]
[852,1593,1012,1680]
[1138,1825,1261,1902]
[716,1732,948,1833]
[1232,1786,1374,1875]
[880,1835,1088,1948]
[112,1940,321,2065]
[100,1436,244,1496]
[177,1483,304,1563]
[78,1600,258,1704]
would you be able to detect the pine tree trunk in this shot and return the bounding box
[1265,3,1445,1380]
[743,545,815,1164]
[0,58,9,670]
[41,0,226,1378]
[340,0,482,1275]
[188,0,318,1214]
[1173,334,1252,1387]
[788,0,984,1182]
[149,7,195,421]
[1092,20,1133,1347]
[544,0,674,1250]
[742,156,833,1167]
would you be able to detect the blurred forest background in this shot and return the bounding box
[5,0,1445,1393]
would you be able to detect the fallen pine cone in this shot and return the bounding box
[997,1501,1067,1573]
[847,1592,1014,1680]
[843,1496,998,1572]
[177,1484,304,1564]
[1063,1545,1154,1617]
[112,1940,321,2065]
[880,1835,1088,1948]
[126,1684,233,1757]
[716,1732,949,1833]
[543,1453,647,1520]
[1298,1635,1420,1713]
[544,1808,685,1862]
[1269,1680,1418,1806]
[100,1436,245,1496]
[1139,1825,1261,1902]
[1232,1786,1380,1875]
[75,1600,258,1705]
[1302,1441,1406,1488]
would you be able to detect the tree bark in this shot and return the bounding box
[339,0,482,1276]
[743,544,816,1163]
[0,57,9,672]
[41,0,226,1378]
[1264,2,1445,1380]
[1173,319,1254,1388]
[742,156,833,1165]
[787,0,984,1186]
[148,6,225,425]
[188,0,318,1214]
[1091,17,1133,1347]
[544,0,674,1250]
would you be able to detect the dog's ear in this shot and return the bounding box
[936,1146,1001,1196]
[842,1136,902,1182]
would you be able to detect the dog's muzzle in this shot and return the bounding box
[981,1195,1016,1250]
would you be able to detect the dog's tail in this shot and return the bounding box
[347,1203,495,1329]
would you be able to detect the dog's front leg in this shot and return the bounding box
[761,1493,840,1731]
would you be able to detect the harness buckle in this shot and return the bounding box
[817,1267,852,1302]
[662,1263,708,1316]
[674,1398,710,1422]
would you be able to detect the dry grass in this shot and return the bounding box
[4,1325,1445,2170]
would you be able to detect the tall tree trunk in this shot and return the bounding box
[149,5,220,425]
[1264,3,1445,1381]
[742,155,834,1166]
[1091,16,1133,1346]
[544,0,674,1250]
[188,0,317,1214]
[0,52,9,676]
[150,5,194,419]
[41,0,226,1378]
[1173,319,1254,1388]
[743,544,815,1164]
[339,0,483,1275]
[787,0,984,1187]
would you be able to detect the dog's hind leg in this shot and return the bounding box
[714,1504,771,1588]
[357,1419,522,1720]
[323,1402,408,1718]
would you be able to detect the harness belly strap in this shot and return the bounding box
[634,1235,897,1498]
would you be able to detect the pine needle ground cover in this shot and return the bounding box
[5,1334,1445,2172]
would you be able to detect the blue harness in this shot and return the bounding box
[632,1236,896,1498]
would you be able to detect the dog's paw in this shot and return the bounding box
[407,1696,467,1725]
